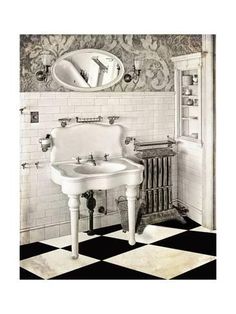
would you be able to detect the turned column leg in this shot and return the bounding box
[68,195,80,259]
[126,185,138,246]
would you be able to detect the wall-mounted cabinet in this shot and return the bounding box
[171,53,202,144]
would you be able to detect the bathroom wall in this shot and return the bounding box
[20,34,202,92]
[19,34,204,244]
[20,92,176,244]
[177,142,202,223]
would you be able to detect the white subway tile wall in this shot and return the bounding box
[177,142,202,222]
[20,92,176,244]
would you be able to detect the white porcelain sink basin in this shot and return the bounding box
[74,160,126,174]
[49,123,144,259]
[57,160,127,176]
[51,157,143,194]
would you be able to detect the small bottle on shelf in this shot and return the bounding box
[182,75,193,86]
[193,99,198,106]
[187,99,193,106]
[184,88,192,96]
[193,74,198,85]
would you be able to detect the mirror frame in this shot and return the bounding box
[51,49,124,92]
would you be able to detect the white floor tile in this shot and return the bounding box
[105,225,186,244]
[20,249,98,279]
[105,245,216,279]
[40,232,100,248]
[191,226,216,233]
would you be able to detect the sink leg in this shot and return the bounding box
[126,185,137,246]
[68,195,80,259]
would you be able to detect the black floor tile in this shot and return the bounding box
[62,236,144,260]
[20,267,42,280]
[92,224,122,235]
[172,260,217,280]
[154,217,200,230]
[50,261,161,280]
[20,242,58,260]
[152,231,216,256]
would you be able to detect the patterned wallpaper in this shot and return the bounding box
[20,34,202,92]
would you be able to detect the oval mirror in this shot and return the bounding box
[51,49,124,91]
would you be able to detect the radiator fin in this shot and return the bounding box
[141,155,174,214]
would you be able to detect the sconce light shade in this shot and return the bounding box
[42,54,53,66]
[134,57,143,71]
[36,54,53,82]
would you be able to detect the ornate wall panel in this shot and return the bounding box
[20,34,202,92]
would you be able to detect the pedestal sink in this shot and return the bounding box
[50,124,144,259]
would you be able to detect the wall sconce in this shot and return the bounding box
[36,54,53,82]
[123,57,143,83]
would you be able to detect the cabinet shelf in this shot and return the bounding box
[182,95,198,99]
[177,136,202,145]
[171,53,202,143]
[181,105,199,108]
[182,116,198,120]
[184,84,198,87]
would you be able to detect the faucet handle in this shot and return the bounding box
[21,162,29,169]
[104,153,109,161]
[72,156,81,164]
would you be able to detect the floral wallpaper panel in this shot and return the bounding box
[20,34,202,92]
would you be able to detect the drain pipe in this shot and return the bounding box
[81,190,96,235]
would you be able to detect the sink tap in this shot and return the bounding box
[87,153,96,166]
[104,153,109,161]
[72,156,81,164]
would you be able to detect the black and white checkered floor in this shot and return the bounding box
[20,218,216,280]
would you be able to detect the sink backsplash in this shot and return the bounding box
[20,91,177,244]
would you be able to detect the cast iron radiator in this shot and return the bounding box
[135,146,186,233]
[139,150,174,212]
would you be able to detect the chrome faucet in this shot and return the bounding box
[87,153,96,166]
[104,153,109,161]
[72,156,81,164]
